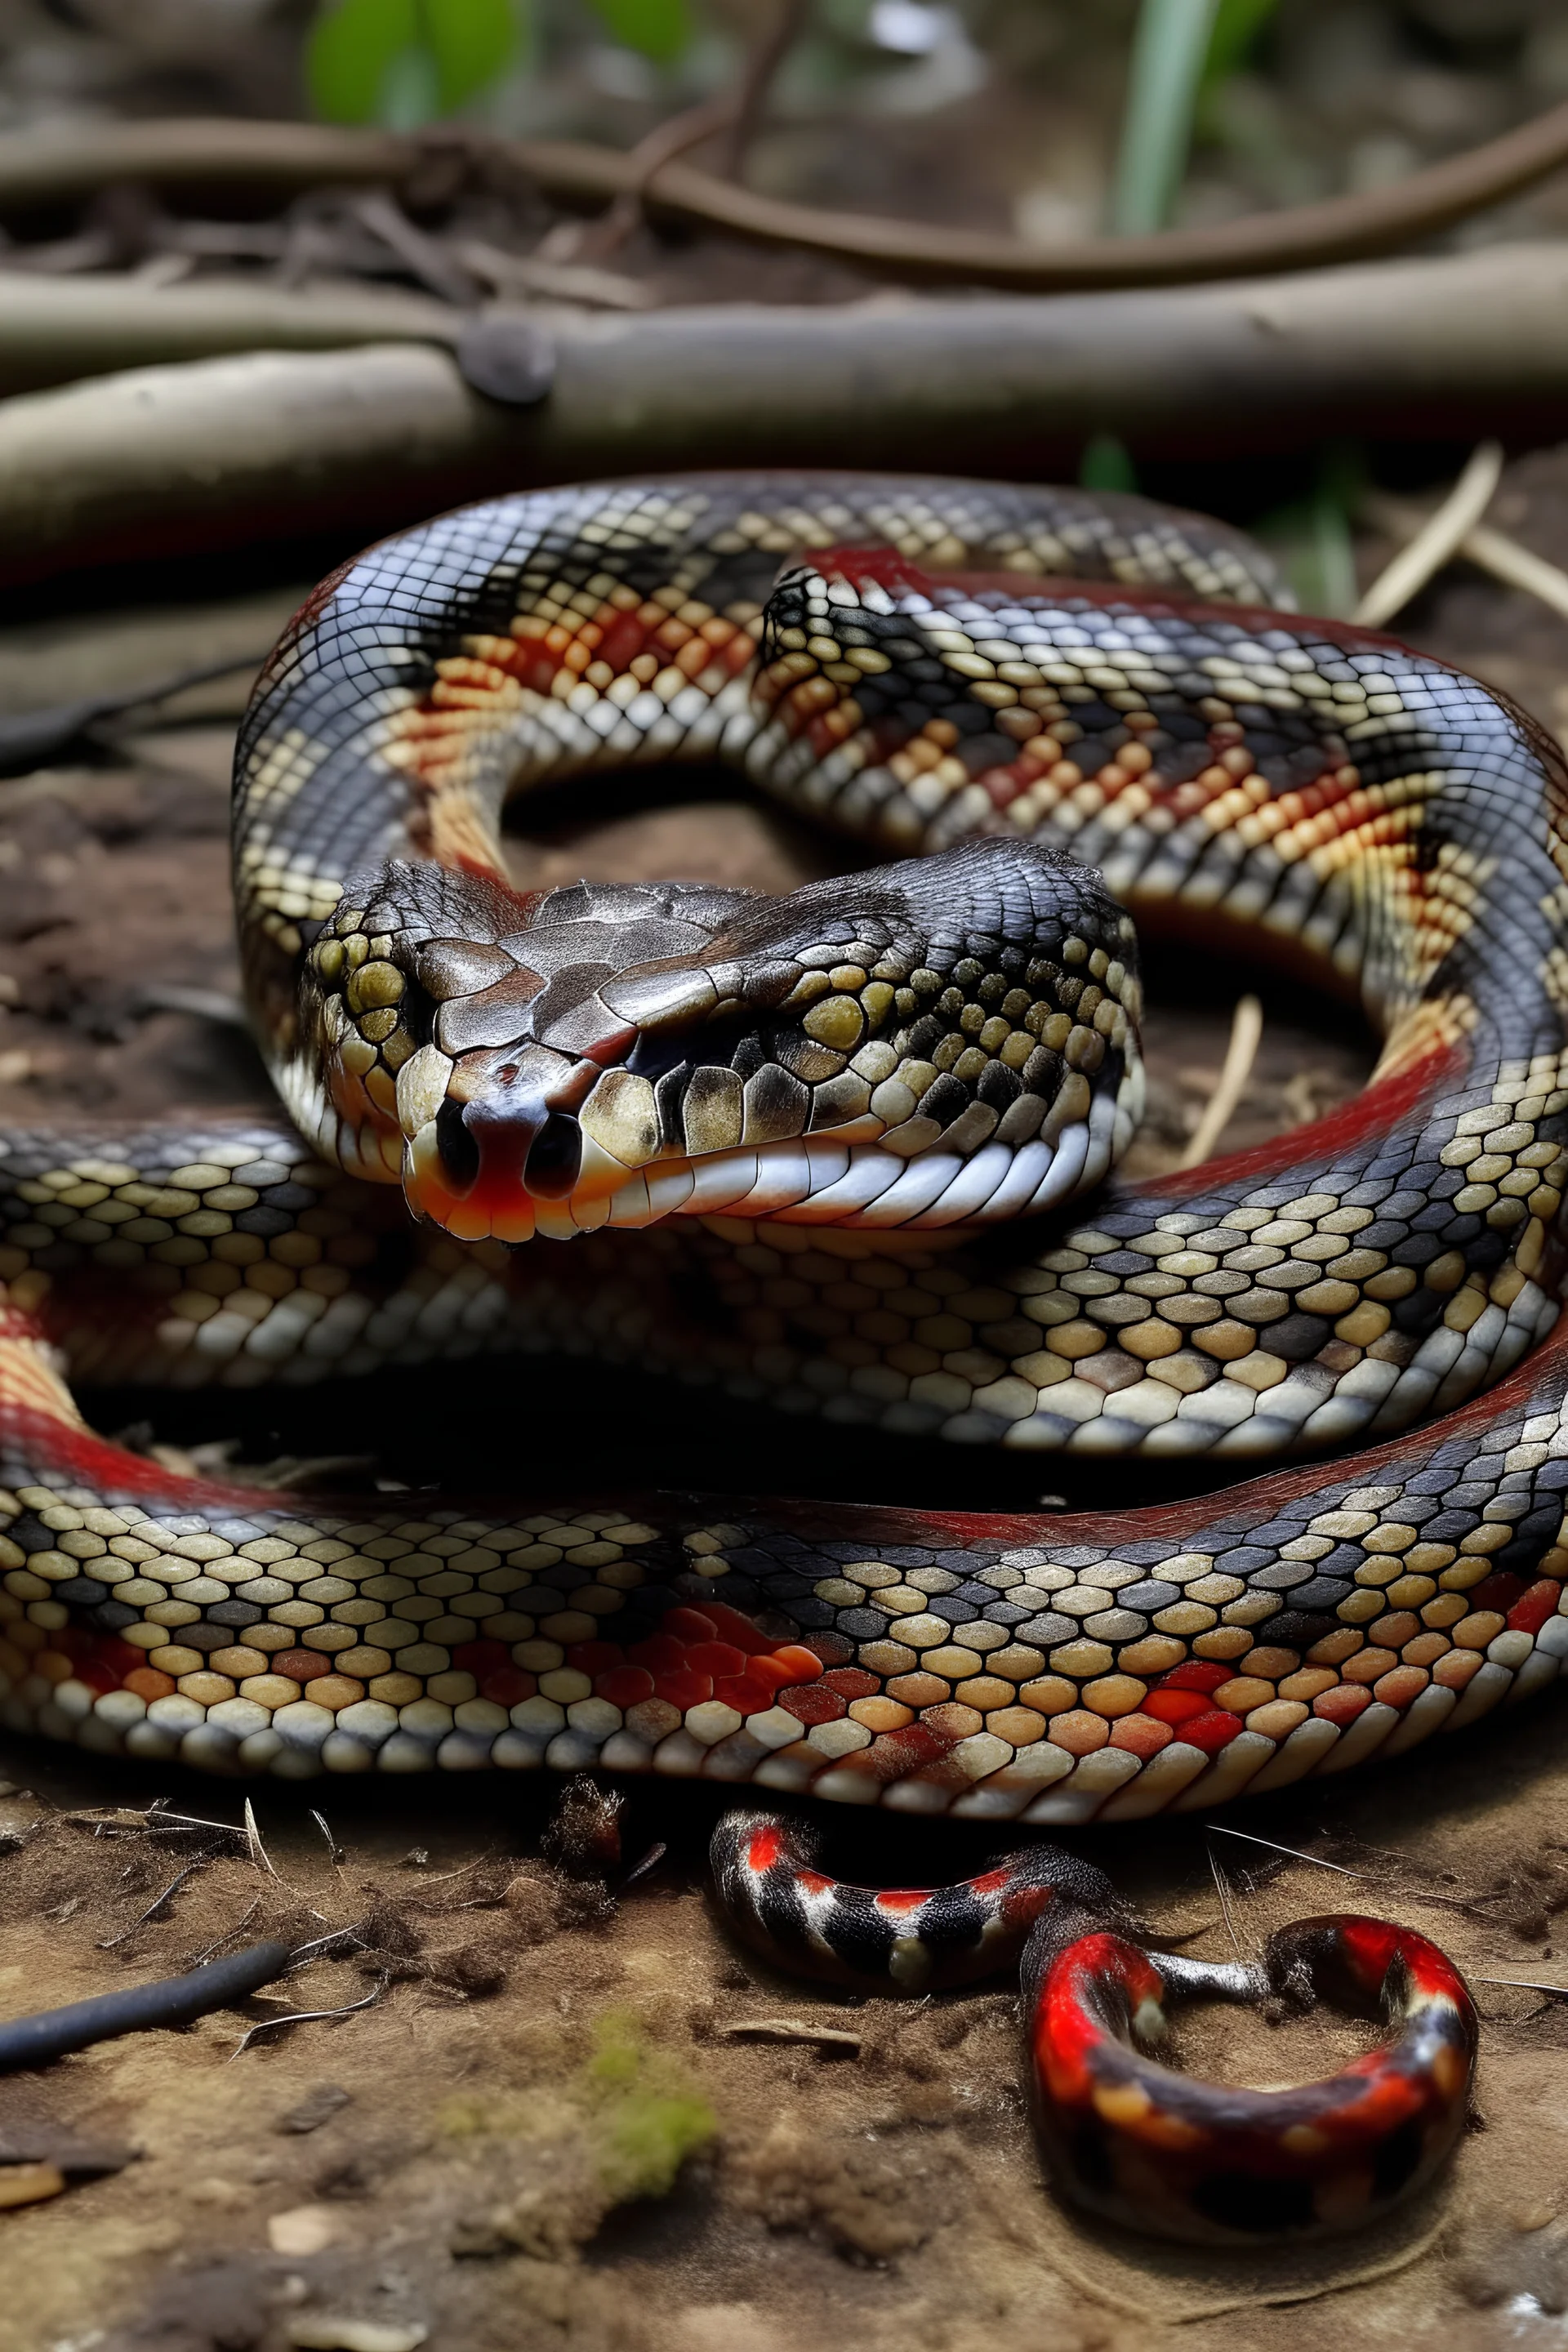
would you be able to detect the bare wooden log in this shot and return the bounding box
[0,273,457,397]
[0,343,497,581]
[0,108,1567,292]
[4,243,1568,584]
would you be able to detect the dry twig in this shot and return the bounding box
[1353,440,1504,629]
[719,2016,863,2048]
[96,1861,205,1951]
[1178,995,1262,1168]
[1363,485,1568,630]
[0,269,455,398]
[227,1976,385,2061]
[3,105,1568,291]
[1204,1824,1370,1879]
[244,1798,278,1880]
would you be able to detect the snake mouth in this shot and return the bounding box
[396,1052,1135,1245]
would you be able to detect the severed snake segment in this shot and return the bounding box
[1,470,1559,2231]
[710,1807,1123,1993]
[712,1811,1477,2241]
[1024,1909,1477,2241]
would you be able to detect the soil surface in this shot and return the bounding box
[2,456,1568,2352]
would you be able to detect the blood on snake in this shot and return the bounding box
[2,472,1556,2238]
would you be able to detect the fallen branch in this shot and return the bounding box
[8,243,1568,583]
[1,106,1567,291]
[0,270,456,399]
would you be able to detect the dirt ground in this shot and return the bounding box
[5,457,1568,2352]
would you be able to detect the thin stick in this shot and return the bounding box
[285,1923,368,1968]
[453,235,652,310]
[1178,994,1263,1168]
[1205,1824,1371,1878]
[1365,489,1568,630]
[1353,440,1503,629]
[243,1798,278,1880]
[715,0,811,181]
[310,1809,344,1869]
[68,1804,247,1843]
[136,985,247,1030]
[719,2016,862,2047]
[349,188,479,307]
[570,95,737,262]
[227,1976,385,2061]
[7,107,1568,291]
[186,1897,261,1967]
[619,1840,667,1894]
[96,1861,203,1950]
[1472,1975,1568,1996]
[0,648,270,782]
[1461,520,1568,626]
[1208,1845,1245,1962]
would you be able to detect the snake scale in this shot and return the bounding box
[5,470,1545,2234]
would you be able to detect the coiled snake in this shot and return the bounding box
[0,474,1555,2237]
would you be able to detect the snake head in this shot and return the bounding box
[301,837,1142,1245]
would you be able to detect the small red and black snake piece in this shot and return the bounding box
[710,1815,1477,2240]
[1024,1912,1477,2243]
[710,1808,1123,1991]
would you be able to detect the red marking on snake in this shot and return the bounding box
[0,1404,258,1505]
[1141,1689,1213,1726]
[746,1824,785,1872]
[1153,1661,1231,1694]
[1033,1934,1161,2103]
[1508,1579,1561,1634]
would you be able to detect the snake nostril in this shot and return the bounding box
[434,1097,481,1195]
[524,1111,582,1199]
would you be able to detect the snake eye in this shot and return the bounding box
[523,1111,582,1198]
[435,1097,480,1194]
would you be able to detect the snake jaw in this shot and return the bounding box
[318,840,1147,1245]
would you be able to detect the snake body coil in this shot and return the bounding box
[0,472,1564,1829]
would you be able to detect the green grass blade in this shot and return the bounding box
[1108,0,1221,236]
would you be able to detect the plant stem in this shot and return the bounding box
[1109,0,1222,236]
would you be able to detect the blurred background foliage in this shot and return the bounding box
[2,0,1566,602]
[305,0,696,126]
[4,0,1566,247]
